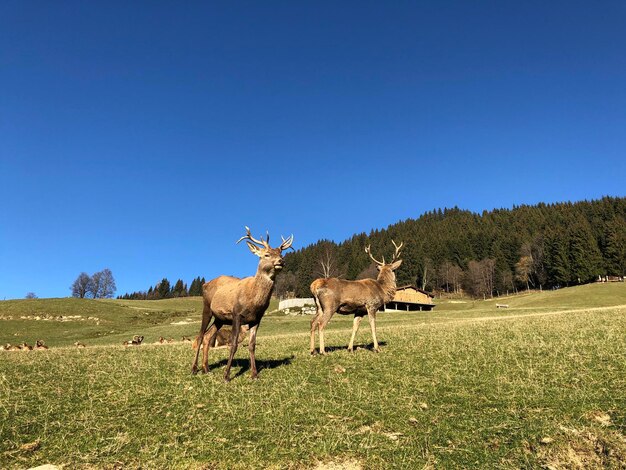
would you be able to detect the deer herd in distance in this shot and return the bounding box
[5,227,405,383]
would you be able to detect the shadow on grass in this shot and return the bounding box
[205,355,295,378]
[314,341,388,354]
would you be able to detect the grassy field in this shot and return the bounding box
[1,284,625,468]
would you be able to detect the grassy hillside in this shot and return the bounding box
[436,281,625,311]
[1,284,624,468]
[0,297,279,347]
[1,283,623,349]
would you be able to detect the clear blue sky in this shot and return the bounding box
[1,2,625,299]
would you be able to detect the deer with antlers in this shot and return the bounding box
[310,240,404,355]
[191,226,294,381]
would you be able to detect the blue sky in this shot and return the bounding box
[1,2,625,299]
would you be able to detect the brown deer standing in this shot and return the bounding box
[191,226,293,381]
[310,240,403,355]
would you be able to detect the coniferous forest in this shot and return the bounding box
[118,197,625,300]
[278,197,626,298]
[118,276,205,300]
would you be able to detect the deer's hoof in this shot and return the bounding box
[347,347,354,353]
[191,366,198,375]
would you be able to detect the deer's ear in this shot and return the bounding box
[246,241,263,257]
[390,259,402,270]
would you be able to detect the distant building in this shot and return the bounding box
[383,285,435,312]
[596,275,624,283]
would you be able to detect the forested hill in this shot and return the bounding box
[279,197,626,298]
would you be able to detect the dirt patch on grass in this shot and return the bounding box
[312,459,363,470]
[537,426,626,469]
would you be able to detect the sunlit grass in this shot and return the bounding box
[1,285,625,468]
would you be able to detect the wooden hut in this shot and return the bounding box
[383,285,435,312]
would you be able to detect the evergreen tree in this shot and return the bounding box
[604,218,626,275]
[544,230,571,286]
[189,276,204,296]
[568,222,603,283]
[172,279,185,297]
[157,278,171,299]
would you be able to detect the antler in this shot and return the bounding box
[279,234,294,252]
[236,226,270,248]
[391,239,404,262]
[365,245,385,266]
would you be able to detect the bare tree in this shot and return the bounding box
[449,265,464,294]
[438,261,456,293]
[530,236,547,288]
[99,269,117,298]
[417,257,433,291]
[482,258,496,298]
[515,255,533,291]
[71,272,92,299]
[25,292,38,299]
[466,259,496,298]
[316,244,344,279]
[89,271,103,299]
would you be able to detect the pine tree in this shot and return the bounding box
[604,218,626,276]
[172,279,185,297]
[568,222,603,283]
[544,230,571,286]
[157,278,171,299]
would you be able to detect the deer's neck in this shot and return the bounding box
[376,270,397,303]
[252,268,275,306]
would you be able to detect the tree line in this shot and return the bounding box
[277,197,626,299]
[118,276,206,300]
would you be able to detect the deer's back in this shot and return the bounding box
[311,277,382,306]
[203,275,239,305]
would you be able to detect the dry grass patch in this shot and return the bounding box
[537,426,626,469]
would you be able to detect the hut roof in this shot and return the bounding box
[396,285,435,298]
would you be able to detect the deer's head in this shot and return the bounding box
[237,226,294,280]
[365,240,404,282]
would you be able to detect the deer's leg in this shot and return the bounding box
[224,314,242,382]
[202,320,223,374]
[367,309,380,352]
[248,322,260,379]
[208,331,217,348]
[348,314,364,352]
[310,297,323,355]
[318,310,334,355]
[192,302,212,375]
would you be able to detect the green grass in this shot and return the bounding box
[1,284,625,468]
[0,297,279,348]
